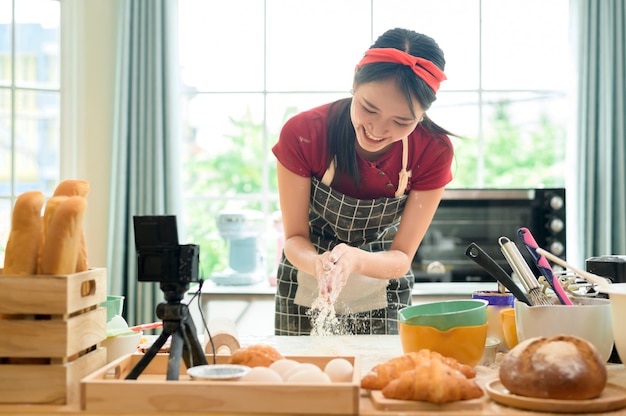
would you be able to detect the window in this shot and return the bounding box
[176,0,570,278]
[0,0,61,266]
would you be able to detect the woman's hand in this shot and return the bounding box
[315,243,358,302]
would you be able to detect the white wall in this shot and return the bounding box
[63,0,119,269]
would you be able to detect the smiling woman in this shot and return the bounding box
[175,0,570,283]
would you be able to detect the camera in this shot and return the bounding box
[133,215,199,283]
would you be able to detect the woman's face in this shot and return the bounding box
[350,78,423,155]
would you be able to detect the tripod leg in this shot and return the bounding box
[167,329,185,380]
[125,331,171,380]
[180,315,209,369]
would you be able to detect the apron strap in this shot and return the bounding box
[395,137,410,198]
[322,138,409,197]
[321,157,336,186]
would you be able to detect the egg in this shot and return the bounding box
[269,358,301,381]
[239,366,283,383]
[324,358,354,382]
[286,366,332,383]
[282,362,322,381]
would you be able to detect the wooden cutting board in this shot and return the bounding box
[368,390,487,412]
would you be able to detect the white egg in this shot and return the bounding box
[324,358,354,382]
[269,359,301,381]
[286,366,332,383]
[282,362,322,381]
[239,366,283,383]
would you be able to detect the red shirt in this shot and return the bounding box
[272,102,454,200]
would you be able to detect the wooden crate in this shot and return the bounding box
[82,353,361,414]
[0,268,108,405]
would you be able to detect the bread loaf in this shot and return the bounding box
[499,335,607,400]
[3,191,45,275]
[228,344,284,367]
[52,179,90,272]
[40,196,87,275]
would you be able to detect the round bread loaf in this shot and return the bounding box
[499,335,607,400]
[228,344,284,367]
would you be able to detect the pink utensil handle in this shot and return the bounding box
[518,227,573,305]
[130,322,163,331]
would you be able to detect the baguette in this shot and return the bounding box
[52,179,90,272]
[53,179,90,197]
[40,196,87,275]
[37,196,69,274]
[3,191,45,275]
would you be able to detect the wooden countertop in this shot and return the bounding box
[1,335,625,415]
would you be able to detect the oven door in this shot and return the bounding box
[412,189,565,283]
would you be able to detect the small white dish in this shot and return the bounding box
[187,364,250,381]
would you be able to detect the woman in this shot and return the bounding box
[272,28,454,335]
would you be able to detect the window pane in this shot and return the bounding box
[14,0,60,89]
[178,0,265,92]
[266,92,348,133]
[477,91,567,188]
[266,0,370,91]
[14,90,59,193]
[181,93,266,197]
[0,89,10,193]
[373,0,481,90]
[0,0,11,86]
[482,0,570,90]
[0,198,10,265]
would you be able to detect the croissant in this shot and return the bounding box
[361,349,475,390]
[381,359,484,404]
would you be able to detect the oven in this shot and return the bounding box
[412,188,566,283]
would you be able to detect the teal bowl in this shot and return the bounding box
[399,299,488,331]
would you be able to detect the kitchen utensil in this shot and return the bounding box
[398,322,488,367]
[187,364,251,381]
[536,247,612,289]
[398,299,488,331]
[500,308,518,349]
[499,236,552,306]
[514,297,614,362]
[517,227,573,305]
[465,242,532,305]
[130,322,163,332]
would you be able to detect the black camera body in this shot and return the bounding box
[133,215,199,283]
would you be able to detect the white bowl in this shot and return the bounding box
[598,283,626,363]
[514,297,613,362]
[101,331,143,363]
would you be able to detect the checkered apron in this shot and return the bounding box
[274,154,415,335]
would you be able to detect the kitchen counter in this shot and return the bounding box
[1,335,625,415]
[190,281,499,327]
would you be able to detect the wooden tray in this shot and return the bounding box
[82,353,360,414]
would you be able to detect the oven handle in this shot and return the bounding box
[465,242,532,305]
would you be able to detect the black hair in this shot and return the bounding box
[326,28,454,189]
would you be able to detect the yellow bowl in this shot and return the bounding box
[500,308,518,349]
[398,322,488,367]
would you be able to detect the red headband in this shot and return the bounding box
[357,48,447,93]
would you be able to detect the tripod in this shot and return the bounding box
[125,282,208,380]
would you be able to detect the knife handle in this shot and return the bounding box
[465,242,531,305]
